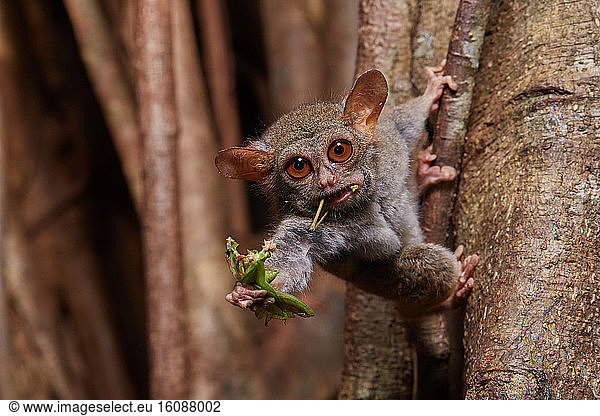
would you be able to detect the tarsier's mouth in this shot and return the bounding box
[325,183,360,205]
[309,184,360,232]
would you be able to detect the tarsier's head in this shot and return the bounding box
[215,70,388,220]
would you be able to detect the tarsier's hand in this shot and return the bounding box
[424,59,458,114]
[223,238,314,321]
[437,245,478,310]
[225,281,274,310]
[417,145,457,195]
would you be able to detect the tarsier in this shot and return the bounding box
[216,61,478,317]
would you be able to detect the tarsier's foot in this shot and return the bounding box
[225,281,275,310]
[438,245,478,310]
[424,59,458,113]
[417,145,457,195]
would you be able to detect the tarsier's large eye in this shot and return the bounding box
[328,139,353,163]
[285,156,313,179]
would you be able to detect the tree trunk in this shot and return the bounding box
[457,0,600,399]
[137,0,187,399]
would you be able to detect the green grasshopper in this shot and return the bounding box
[225,237,315,324]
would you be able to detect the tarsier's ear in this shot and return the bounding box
[215,147,274,181]
[343,69,388,135]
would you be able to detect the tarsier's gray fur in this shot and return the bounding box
[252,93,459,311]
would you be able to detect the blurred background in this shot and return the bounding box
[0,0,359,399]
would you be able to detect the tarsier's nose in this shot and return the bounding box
[317,166,337,189]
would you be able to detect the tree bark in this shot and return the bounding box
[339,0,418,400]
[457,0,600,399]
[137,0,187,399]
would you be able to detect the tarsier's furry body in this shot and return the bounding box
[216,63,477,316]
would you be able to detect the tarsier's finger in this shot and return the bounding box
[241,294,266,303]
[459,255,471,284]
[418,146,437,162]
[425,60,447,80]
[420,166,456,182]
[236,285,268,297]
[443,75,458,91]
[232,288,263,303]
[456,278,474,298]
[465,253,479,271]
[433,59,447,72]
[229,290,247,302]
[231,282,243,293]
[425,63,445,78]
[419,164,440,176]
[232,281,267,297]
[424,67,437,81]
[226,293,244,307]
[454,245,464,260]
[461,254,479,280]
[441,166,457,180]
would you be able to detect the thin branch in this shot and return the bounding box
[420,0,491,246]
[137,0,187,399]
